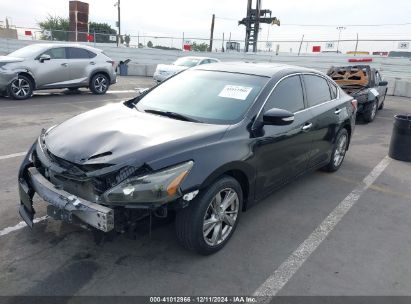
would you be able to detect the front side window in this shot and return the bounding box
[304,75,332,107]
[41,47,66,59]
[136,70,269,124]
[375,71,382,84]
[264,75,305,113]
[67,47,91,59]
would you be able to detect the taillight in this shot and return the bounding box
[351,99,358,111]
[107,60,115,67]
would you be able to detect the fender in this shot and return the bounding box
[199,160,257,209]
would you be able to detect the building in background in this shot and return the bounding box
[68,0,89,42]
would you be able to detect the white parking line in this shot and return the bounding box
[253,156,391,298]
[0,216,48,237]
[107,90,137,94]
[0,152,26,161]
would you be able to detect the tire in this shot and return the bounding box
[90,73,109,95]
[363,99,378,123]
[175,176,243,255]
[378,90,387,110]
[8,75,33,100]
[323,128,349,172]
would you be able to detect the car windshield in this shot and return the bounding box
[136,70,269,124]
[173,58,201,67]
[7,44,47,59]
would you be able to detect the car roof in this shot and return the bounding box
[192,61,319,78]
[178,56,219,61]
[31,43,102,53]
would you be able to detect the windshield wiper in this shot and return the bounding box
[144,109,202,123]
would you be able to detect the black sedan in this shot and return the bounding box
[18,62,356,254]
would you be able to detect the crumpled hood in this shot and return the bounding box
[0,56,24,63]
[156,64,188,73]
[45,103,228,167]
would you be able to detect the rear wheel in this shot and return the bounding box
[175,176,243,255]
[90,73,109,95]
[8,75,33,100]
[323,128,349,172]
[363,99,377,123]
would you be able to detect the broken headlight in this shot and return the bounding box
[102,161,193,204]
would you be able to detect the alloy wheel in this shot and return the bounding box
[203,188,239,246]
[333,134,348,167]
[10,78,31,98]
[94,76,108,93]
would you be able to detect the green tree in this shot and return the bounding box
[38,15,69,41]
[147,40,153,48]
[191,42,208,52]
[89,22,117,43]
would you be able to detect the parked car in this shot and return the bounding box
[327,65,388,122]
[18,62,356,254]
[0,43,116,100]
[153,56,220,83]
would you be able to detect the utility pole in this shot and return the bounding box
[209,14,215,52]
[298,34,304,56]
[336,26,346,54]
[115,0,121,47]
[354,33,359,56]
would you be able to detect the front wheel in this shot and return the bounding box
[8,76,33,100]
[323,128,349,172]
[90,73,109,95]
[363,100,377,123]
[175,176,243,255]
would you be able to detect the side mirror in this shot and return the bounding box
[39,54,51,63]
[379,80,388,86]
[263,108,295,126]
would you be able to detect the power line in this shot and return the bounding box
[215,17,411,27]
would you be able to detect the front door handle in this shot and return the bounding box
[302,122,313,131]
[334,108,342,115]
[61,63,68,67]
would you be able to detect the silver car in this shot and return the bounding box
[0,43,117,100]
[153,56,220,83]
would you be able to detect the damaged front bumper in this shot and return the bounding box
[18,143,114,232]
[19,166,114,232]
[0,69,17,95]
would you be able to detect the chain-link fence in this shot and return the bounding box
[6,26,411,57]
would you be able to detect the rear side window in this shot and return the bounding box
[42,47,66,59]
[264,75,305,113]
[328,81,338,99]
[304,75,332,107]
[87,50,97,58]
[67,47,91,59]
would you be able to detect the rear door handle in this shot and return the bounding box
[90,61,96,65]
[302,122,313,131]
[61,63,68,67]
[334,108,342,115]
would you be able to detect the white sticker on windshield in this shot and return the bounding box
[218,85,253,100]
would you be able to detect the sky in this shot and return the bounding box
[1,0,411,52]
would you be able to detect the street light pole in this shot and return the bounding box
[115,0,121,47]
[336,26,346,53]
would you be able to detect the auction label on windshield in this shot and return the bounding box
[218,85,253,100]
